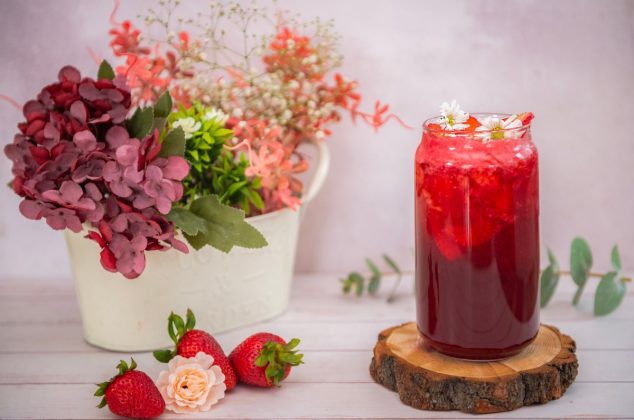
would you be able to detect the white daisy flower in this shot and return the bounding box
[439,100,469,130]
[172,117,201,140]
[475,115,523,141]
[203,108,229,124]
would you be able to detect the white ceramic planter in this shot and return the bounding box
[65,141,329,351]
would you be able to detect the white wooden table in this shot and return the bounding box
[0,273,632,419]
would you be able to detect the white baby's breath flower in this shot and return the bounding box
[475,115,523,141]
[439,100,469,130]
[232,108,244,118]
[172,117,201,140]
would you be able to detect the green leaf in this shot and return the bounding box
[341,277,352,294]
[594,271,626,316]
[570,237,593,305]
[185,308,196,330]
[540,249,560,308]
[172,313,185,335]
[183,195,267,252]
[97,60,115,80]
[383,254,402,275]
[154,91,173,118]
[167,207,207,236]
[384,254,403,303]
[366,258,381,294]
[254,354,268,367]
[349,272,364,297]
[540,266,558,308]
[366,258,380,276]
[126,106,155,139]
[158,127,186,157]
[368,274,380,295]
[611,244,622,272]
[153,349,174,363]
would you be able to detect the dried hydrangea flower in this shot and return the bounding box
[4,65,190,279]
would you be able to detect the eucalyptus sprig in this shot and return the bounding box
[340,255,405,302]
[342,237,629,316]
[541,237,630,316]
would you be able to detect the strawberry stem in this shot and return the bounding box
[256,339,304,385]
[153,308,197,363]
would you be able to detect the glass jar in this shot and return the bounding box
[415,114,540,360]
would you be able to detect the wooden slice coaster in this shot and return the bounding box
[369,323,578,414]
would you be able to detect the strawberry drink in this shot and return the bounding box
[415,101,539,360]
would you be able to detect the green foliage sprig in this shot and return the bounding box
[342,238,630,316]
[541,237,630,316]
[340,255,404,302]
[167,103,264,213]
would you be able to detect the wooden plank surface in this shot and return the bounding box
[0,274,633,419]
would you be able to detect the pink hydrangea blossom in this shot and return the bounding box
[4,66,190,279]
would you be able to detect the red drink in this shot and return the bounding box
[415,113,539,360]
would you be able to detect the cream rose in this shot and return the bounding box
[155,351,226,414]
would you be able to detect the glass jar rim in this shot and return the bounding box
[422,112,532,136]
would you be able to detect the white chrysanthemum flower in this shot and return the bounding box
[172,117,201,140]
[203,108,229,124]
[439,100,469,130]
[475,115,523,141]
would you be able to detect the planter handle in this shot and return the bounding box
[301,140,330,206]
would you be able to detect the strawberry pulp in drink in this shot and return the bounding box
[415,115,539,360]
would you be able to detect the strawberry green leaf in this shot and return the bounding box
[185,308,196,330]
[158,127,185,157]
[594,271,626,316]
[127,106,155,140]
[172,313,185,335]
[571,237,593,305]
[97,60,115,81]
[153,349,174,363]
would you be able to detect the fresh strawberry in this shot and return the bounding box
[464,115,480,131]
[95,358,164,419]
[516,112,534,126]
[153,309,237,391]
[229,333,304,387]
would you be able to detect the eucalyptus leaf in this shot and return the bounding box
[368,274,381,294]
[540,265,559,308]
[366,258,380,276]
[349,272,364,297]
[383,254,402,275]
[571,237,593,305]
[594,271,626,316]
[611,244,622,272]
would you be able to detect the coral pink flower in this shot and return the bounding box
[156,352,226,414]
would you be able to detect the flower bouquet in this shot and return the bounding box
[3,0,405,350]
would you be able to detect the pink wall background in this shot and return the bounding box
[1,0,633,281]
